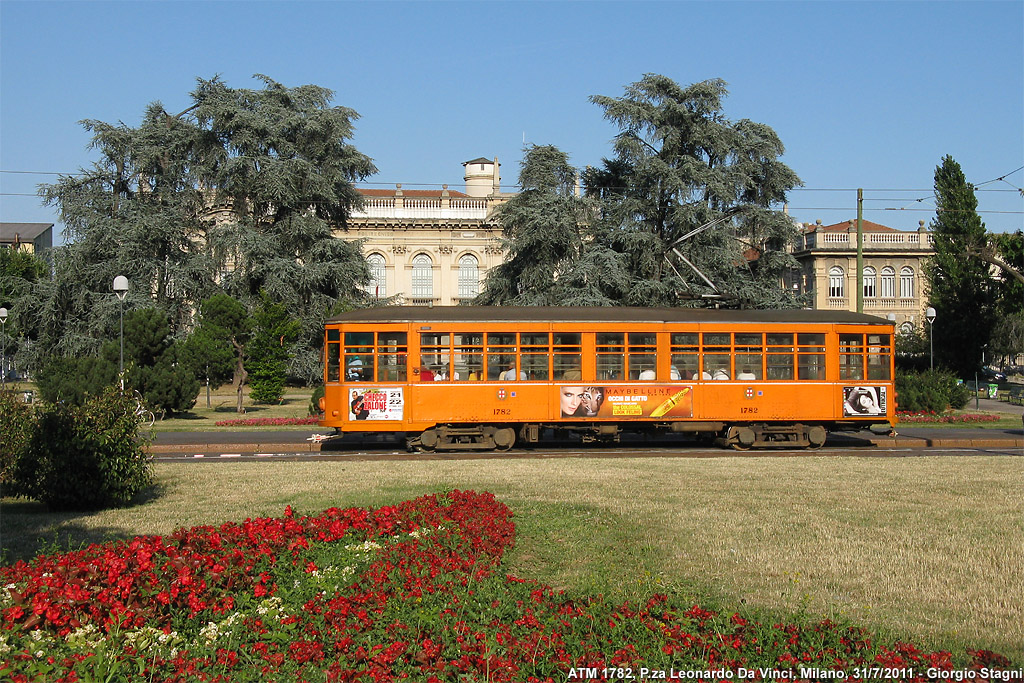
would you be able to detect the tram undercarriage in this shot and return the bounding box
[396,420,891,453]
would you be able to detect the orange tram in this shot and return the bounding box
[319,307,897,451]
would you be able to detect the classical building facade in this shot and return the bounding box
[341,158,512,306]
[789,219,933,332]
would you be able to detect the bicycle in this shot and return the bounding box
[128,389,156,428]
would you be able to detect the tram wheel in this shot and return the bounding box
[806,425,828,449]
[727,426,756,451]
[420,428,439,451]
[493,427,516,451]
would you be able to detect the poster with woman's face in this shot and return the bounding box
[843,386,886,416]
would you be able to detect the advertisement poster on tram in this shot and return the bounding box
[557,385,693,419]
[842,386,886,416]
[348,388,404,421]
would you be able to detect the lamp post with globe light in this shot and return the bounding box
[925,307,936,371]
[0,307,7,390]
[113,276,128,390]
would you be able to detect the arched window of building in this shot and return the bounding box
[880,266,896,299]
[863,266,877,299]
[900,267,915,298]
[411,254,433,298]
[458,253,479,298]
[367,253,386,299]
[828,266,845,298]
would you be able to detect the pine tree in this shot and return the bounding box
[924,155,995,376]
[585,75,803,308]
[477,145,628,305]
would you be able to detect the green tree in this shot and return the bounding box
[989,312,1024,368]
[36,75,375,381]
[585,75,803,308]
[179,324,236,409]
[477,145,628,305]
[118,309,198,416]
[247,294,301,404]
[924,155,996,377]
[0,249,50,379]
[188,294,251,413]
[36,355,118,406]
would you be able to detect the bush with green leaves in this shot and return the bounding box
[36,355,118,406]
[0,391,34,497]
[309,385,325,416]
[895,369,971,413]
[13,388,153,511]
[247,295,300,404]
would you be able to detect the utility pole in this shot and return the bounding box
[856,188,864,314]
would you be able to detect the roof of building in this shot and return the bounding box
[327,306,891,325]
[807,220,906,233]
[463,157,495,166]
[0,222,53,240]
[358,188,471,198]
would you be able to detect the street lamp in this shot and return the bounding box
[925,307,936,371]
[113,276,129,390]
[0,307,7,391]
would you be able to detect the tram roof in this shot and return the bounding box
[327,306,892,326]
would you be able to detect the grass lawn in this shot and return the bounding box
[2,456,1021,658]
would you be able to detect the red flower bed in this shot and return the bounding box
[213,417,321,427]
[896,411,1001,424]
[0,492,1014,681]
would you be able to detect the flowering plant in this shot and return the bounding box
[213,416,321,427]
[1,492,1013,681]
[896,411,1000,424]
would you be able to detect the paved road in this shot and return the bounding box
[147,423,1024,460]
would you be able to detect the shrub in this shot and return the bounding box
[134,347,199,416]
[310,385,325,416]
[0,391,34,497]
[36,355,118,406]
[895,369,971,413]
[14,388,153,511]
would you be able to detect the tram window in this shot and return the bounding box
[767,353,794,380]
[735,353,762,380]
[735,333,762,346]
[840,354,864,380]
[798,333,825,350]
[766,333,794,347]
[597,332,625,380]
[521,353,549,380]
[346,354,373,382]
[488,333,516,347]
[840,334,862,350]
[521,333,550,348]
[453,332,484,381]
[420,333,450,381]
[867,334,892,380]
[326,340,341,382]
[376,332,407,382]
[703,353,731,380]
[703,333,730,347]
[798,354,825,380]
[671,333,699,380]
[553,333,582,379]
[627,333,657,380]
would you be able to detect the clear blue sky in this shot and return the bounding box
[2,0,1021,239]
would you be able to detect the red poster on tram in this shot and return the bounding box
[556,385,693,419]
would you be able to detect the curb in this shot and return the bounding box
[148,442,322,454]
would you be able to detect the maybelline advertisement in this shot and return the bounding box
[558,385,693,419]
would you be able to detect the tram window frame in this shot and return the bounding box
[453,332,484,381]
[671,332,699,380]
[486,332,518,381]
[766,332,794,380]
[376,332,408,382]
[344,331,375,382]
[867,333,892,380]
[797,333,826,380]
[326,329,341,382]
[520,332,550,381]
[734,332,763,380]
[596,332,625,381]
[628,332,658,380]
[839,333,865,380]
[419,332,451,381]
[553,332,582,380]
[701,332,732,380]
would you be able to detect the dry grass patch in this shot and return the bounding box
[2,455,1021,656]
